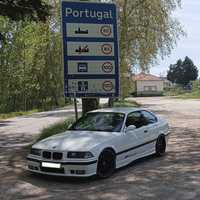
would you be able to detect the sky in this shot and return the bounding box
[150,0,200,77]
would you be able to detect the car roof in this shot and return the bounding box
[88,107,142,114]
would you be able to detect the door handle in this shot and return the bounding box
[144,130,148,133]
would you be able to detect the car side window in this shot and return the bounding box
[126,111,148,129]
[141,111,157,124]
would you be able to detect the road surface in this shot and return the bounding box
[0,97,200,200]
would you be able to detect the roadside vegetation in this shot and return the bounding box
[37,118,74,142]
[102,99,141,108]
[113,100,141,107]
[165,56,199,99]
[167,57,198,86]
[165,80,200,99]
[0,101,72,120]
[0,2,68,114]
[0,109,38,120]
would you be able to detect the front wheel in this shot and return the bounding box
[155,135,166,156]
[97,149,116,178]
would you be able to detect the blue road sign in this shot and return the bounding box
[61,1,119,97]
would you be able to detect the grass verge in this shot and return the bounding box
[0,110,39,120]
[36,118,74,142]
[113,99,141,107]
[102,99,141,108]
[176,91,200,99]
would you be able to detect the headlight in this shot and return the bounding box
[30,148,41,156]
[67,151,94,159]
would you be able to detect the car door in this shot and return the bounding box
[140,110,158,142]
[117,111,148,163]
[120,111,158,161]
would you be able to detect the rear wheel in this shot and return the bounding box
[156,135,166,156]
[97,149,116,178]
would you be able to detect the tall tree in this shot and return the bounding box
[167,59,183,84]
[0,0,51,21]
[118,0,185,97]
[0,1,64,113]
[167,57,198,85]
[0,0,51,43]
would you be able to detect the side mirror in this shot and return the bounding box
[126,125,136,133]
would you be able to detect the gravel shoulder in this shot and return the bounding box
[0,97,200,200]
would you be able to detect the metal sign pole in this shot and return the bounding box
[74,92,78,121]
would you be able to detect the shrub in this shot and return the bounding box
[37,118,74,141]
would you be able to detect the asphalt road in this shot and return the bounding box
[0,97,200,200]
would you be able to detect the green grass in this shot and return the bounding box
[0,101,73,120]
[36,118,74,142]
[0,109,39,120]
[164,87,186,96]
[177,91,200,99]
[164,80,200,99]
[164,87,200,99]
[101,99,141,108]
[113,99,141,107]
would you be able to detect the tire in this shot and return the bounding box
[97,149,116,178]
[155,135,166,156]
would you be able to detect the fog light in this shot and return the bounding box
[28,165,38,170]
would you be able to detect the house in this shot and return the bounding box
[132,72,164,96]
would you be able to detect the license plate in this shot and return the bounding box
[41,162,61,169]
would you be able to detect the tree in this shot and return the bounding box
[167,57,199,86]
[0,1,64,113]
[182,57,199,85]
[167,59,183,84]
[0,0,51,43]
[118,0,185,97]
[0,0,51,21]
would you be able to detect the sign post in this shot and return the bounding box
[73,92,78,121]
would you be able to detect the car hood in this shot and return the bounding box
[33,130,119,151]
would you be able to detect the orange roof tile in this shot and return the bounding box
[132,72,162,81]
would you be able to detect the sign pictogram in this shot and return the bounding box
[102,81,114,91]
[100,25,112,37]
[101,44,112,55]
[102,62,113,73]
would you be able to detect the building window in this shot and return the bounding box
[144,86,157,91]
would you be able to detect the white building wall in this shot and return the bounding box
[136,80,164,95]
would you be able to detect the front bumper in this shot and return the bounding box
[26,156,97,177]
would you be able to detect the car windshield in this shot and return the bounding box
[70,112,125,132]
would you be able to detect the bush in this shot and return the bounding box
[113,99,141,107]
[37,118,74,141]
[165,81,200,99]
[192,80,200,91]
[102,99,141,108]
[164,86,186,96]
